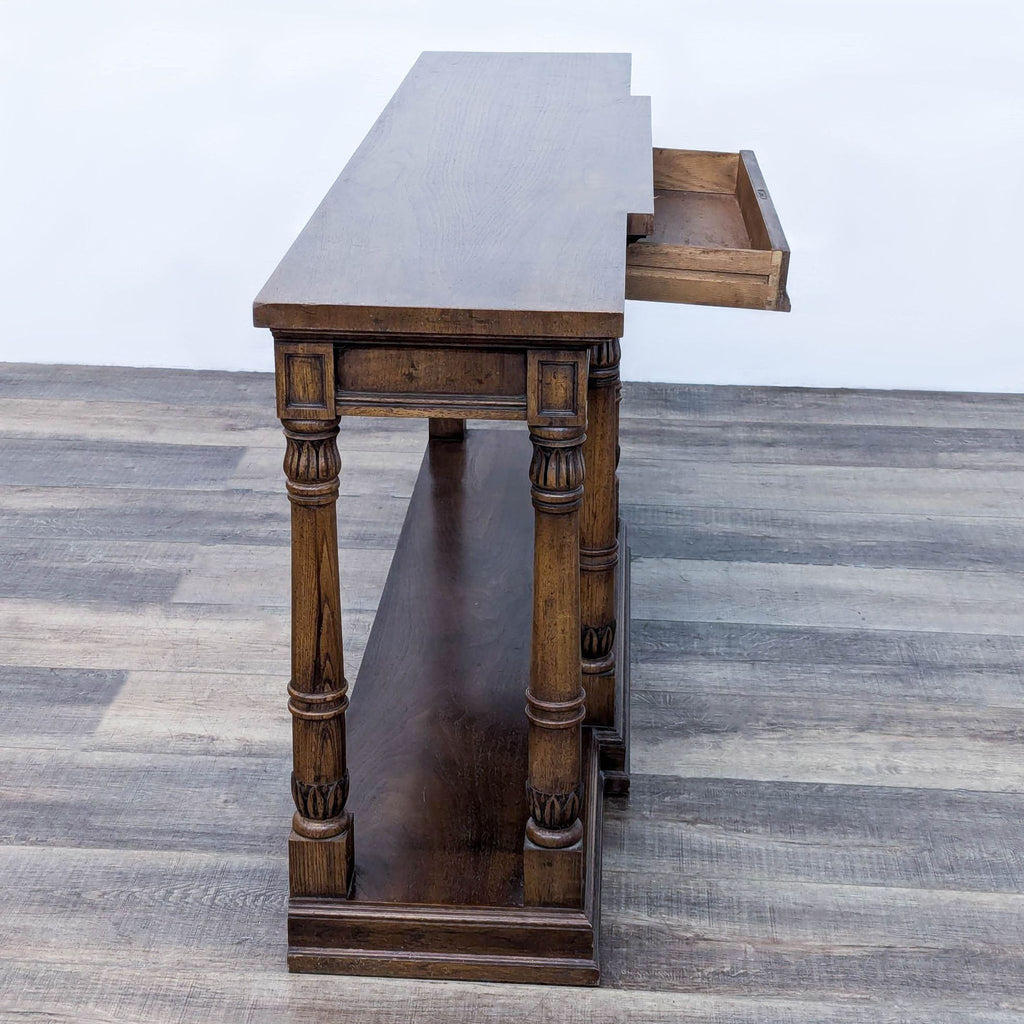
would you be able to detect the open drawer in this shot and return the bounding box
[626,148,790,311]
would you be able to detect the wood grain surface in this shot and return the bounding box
[625,148,789,311]
[3,362,1024,1019]
[343,430,535,907]
[253,52,653,338]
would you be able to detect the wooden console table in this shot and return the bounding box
[253,51,789,985]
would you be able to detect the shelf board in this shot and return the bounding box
[348,428,533,907]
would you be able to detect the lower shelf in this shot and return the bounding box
[287,427,625,984]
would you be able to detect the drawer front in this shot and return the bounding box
[334,344,528,419]
[626,148,790,311]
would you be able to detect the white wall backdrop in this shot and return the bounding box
[2,0,1021,390]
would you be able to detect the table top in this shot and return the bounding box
[253,51,653,340]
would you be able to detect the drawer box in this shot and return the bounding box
[626,148,790,311]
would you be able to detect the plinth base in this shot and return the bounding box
[287,428,623,984]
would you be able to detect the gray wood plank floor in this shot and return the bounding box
[1,362,1023,1023]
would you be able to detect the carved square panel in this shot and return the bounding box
[285,355,326,408]
[526,350,588,428]
[275,341,336,419]
[538,361,577,416]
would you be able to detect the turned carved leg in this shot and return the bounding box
[524,350,588,908]
[580,339,621,730]
[276,342,354,898]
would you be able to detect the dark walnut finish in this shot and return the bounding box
[524,350,590,908]
[288,431,603,982]
[254,50,790,986]
[256,51,652,987]
[580,339,629,793]
[254,52,653,339]
[275,343,354,899]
